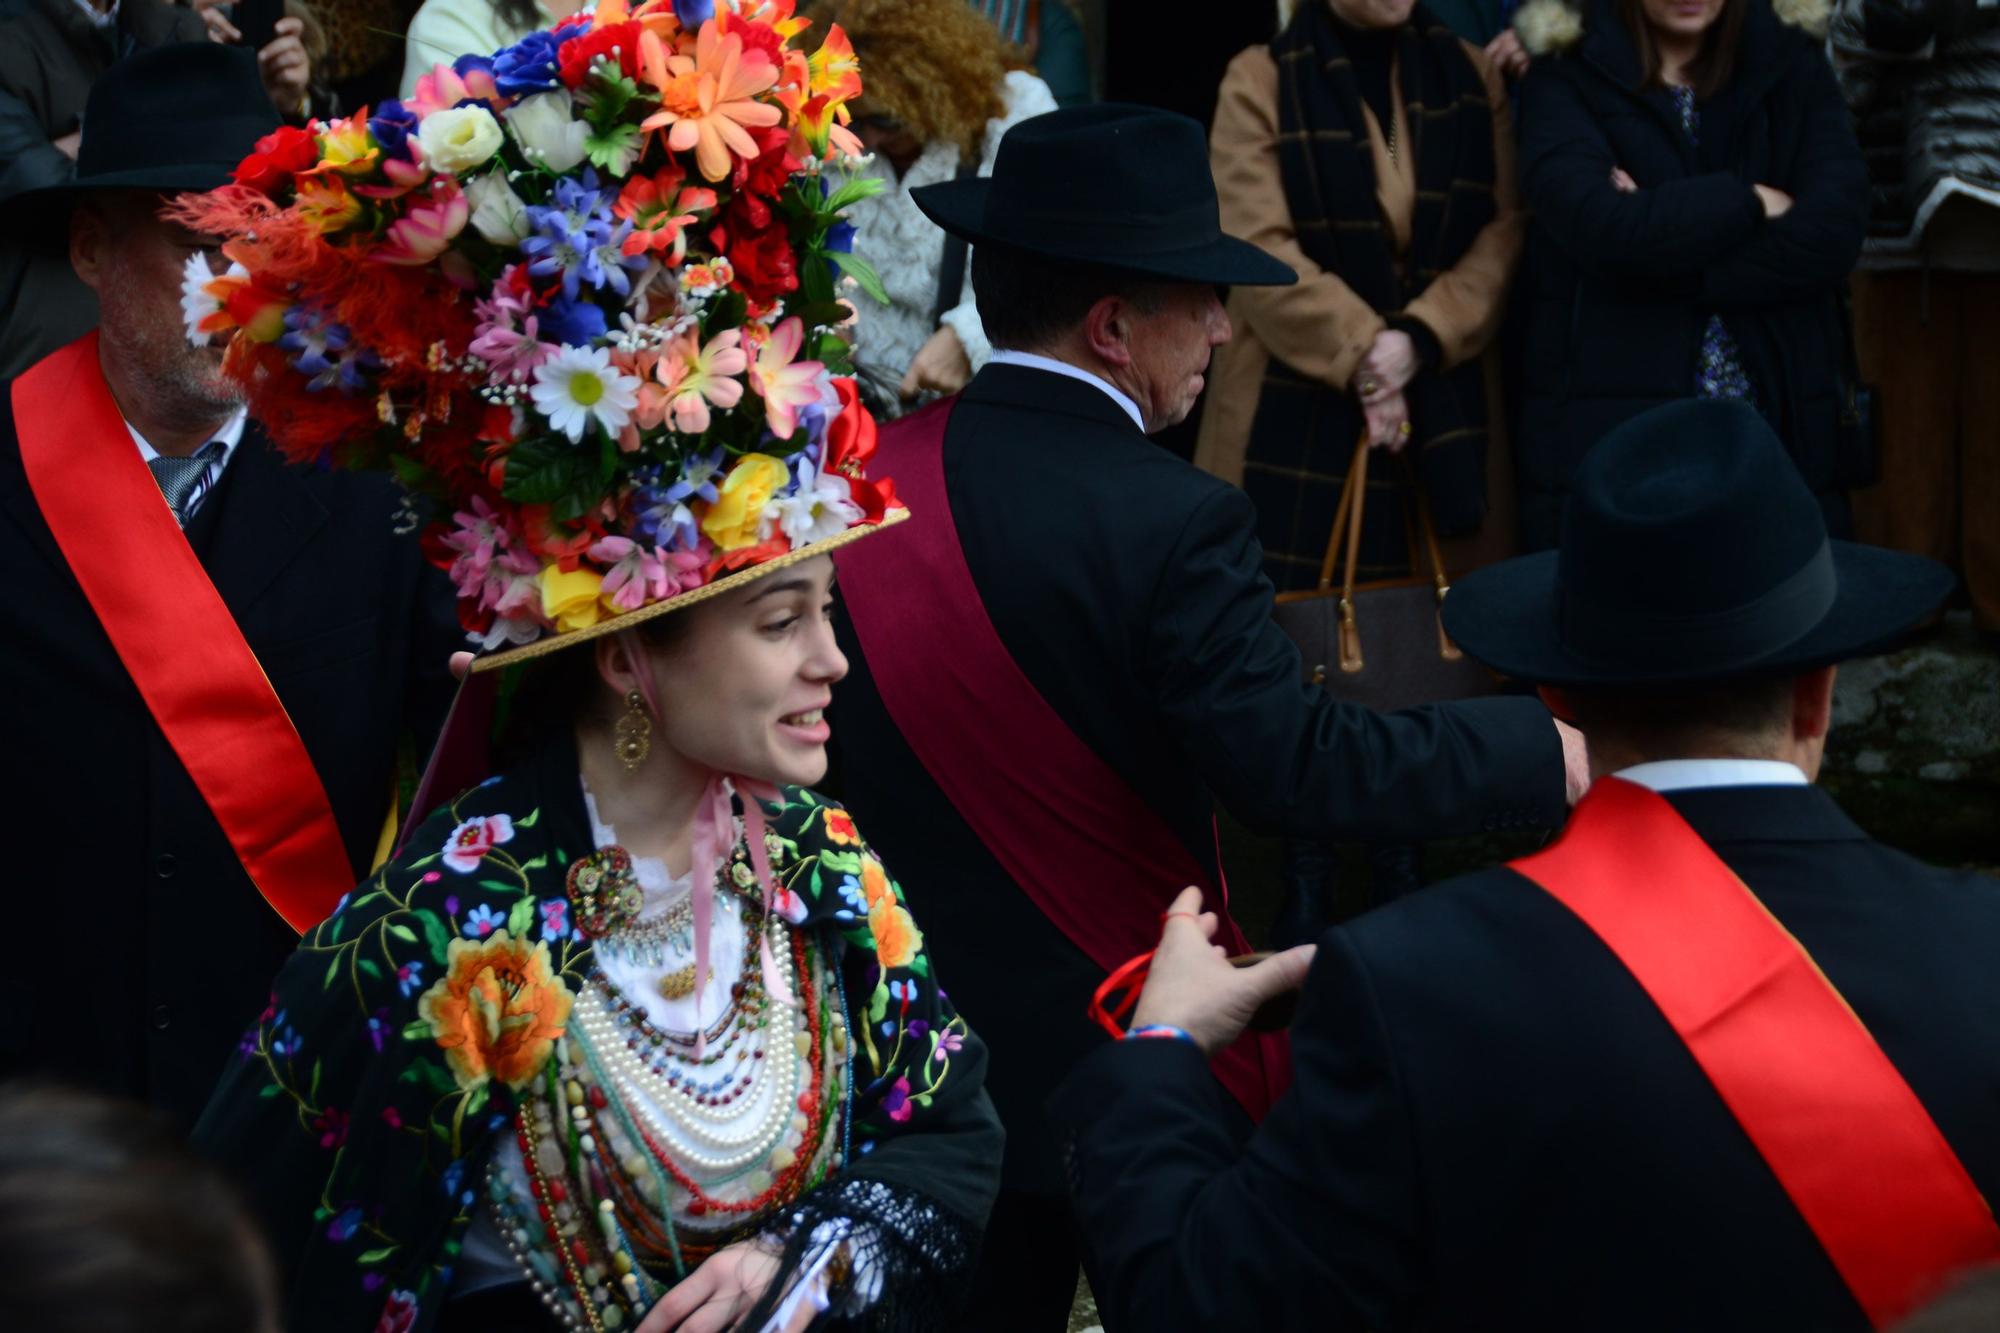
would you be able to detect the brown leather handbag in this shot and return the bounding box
[1271,435,1496,711]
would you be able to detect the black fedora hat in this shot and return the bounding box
[2,42,279,246]
[910,103,1297,287]
[1442,400,1955,688]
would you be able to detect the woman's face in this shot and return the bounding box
[1328,0,1419,31]
[1640,0,1726,42]
[643,555,848,789]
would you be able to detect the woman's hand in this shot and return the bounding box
[898,326,972,401]
[1129,887,1316,1057]
[637,1241,814,1333]
[1362,388,1413,452]
[1754,184,1794,219]
[257,17,312,119]
[1610,166,1638,193]
[1353,329,1419,405]
[1483,27,1530,80]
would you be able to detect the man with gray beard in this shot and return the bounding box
[0,43,459,1128]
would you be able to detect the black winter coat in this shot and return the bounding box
[0,401,461,1128]
[1051,784,2000,1331]
[1514,0,1869,549]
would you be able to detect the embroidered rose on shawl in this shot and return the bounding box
[821,807,860,846]
[416,930,573,1091]
[867,894,922,971]
[441,814,515,873]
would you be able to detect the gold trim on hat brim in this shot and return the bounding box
[467,506,911,674]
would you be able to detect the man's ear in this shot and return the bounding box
[1792,666,1837,743]
[68,202,107,294]
[1080,294,1134,369]
[1537,684,1578,724]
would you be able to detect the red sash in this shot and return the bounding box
[16,333,354,933]
[1513,778,2000,1327]
[835,397,1289,1118]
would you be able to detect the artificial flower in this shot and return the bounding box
[520,169,645,302]
[638,20,783,183]
[539,562,606,630]
[504,91,591,174]
[745,317,823,440]
[367,100,422,163]
[558,19,644,86]
[293,173,362,233]
[530,345,642,442]
[537,294,610,347]
[653,327,745,433]
[233,124,320,195]
[522,503,600,567]
[614,162,716,261]
[406,58,501,119]
[375,176,469,265]
[768,458,862,547]
[417,105,506,174]
[464,168,531,245]
[309,115,380,177]
[700,452,788,550]
[720,218,797,305]
[416,931,574,1091]
[630,446,724,548]
[588,534,706,611]
[807,21,861,102]
[491,28,570,99]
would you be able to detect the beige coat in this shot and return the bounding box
[1193,42,1524,492]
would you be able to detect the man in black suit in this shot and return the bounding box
[1050,400,1993,1331]
[0,45,457,1128]
[830,104,1584,1328]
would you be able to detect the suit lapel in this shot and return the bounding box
[199,426,329,620]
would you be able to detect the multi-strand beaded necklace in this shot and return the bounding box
[491,842,853,1332]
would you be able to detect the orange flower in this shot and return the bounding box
[859,854,892,909]
[416,930,574,1092]
[867,896,922,971]
[822,808,860,846]
[639,20,783,182]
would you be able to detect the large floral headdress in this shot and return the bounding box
[172,0,901,671]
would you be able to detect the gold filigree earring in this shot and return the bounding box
[614,690,651,771]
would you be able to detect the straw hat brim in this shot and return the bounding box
[468,507,910,674]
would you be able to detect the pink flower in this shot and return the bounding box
[654,327,747,434]
[375,177,469,266]
[441,814,514,873]
[745,317,823,441]
[374,1289,419,1333]
[587,535,706,612]
[881,1074,914,1123]
[638,21,783,183]
[407,63,501,119]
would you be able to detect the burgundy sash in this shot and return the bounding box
[1514,779,2000,1326]
[836,397,1289,1118]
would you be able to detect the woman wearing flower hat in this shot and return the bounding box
[183,5,1000,1330]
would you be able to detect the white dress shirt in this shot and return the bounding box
[1613,758,1811,792]
[988,349,1146,433]
[128,406,248,523]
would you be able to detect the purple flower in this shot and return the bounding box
[367,1008,390,1053]
[674,0,714,23]
[327,1206,364,1242]
[933,1029,964,1062]
[519,170,644,304]
[880,1075,913,1123]
[540,899,570,941]
[631,448,723,550]
[462,903,503,938]
[280,308,376,393]
[368,100,421,162]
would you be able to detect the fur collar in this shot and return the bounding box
[1514,0,1830,56]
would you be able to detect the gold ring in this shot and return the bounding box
[1358,376,1378,396]
[1397,420,1412,437]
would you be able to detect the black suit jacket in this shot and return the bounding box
[0,396,459,1126]
[1049,785,2000,1331]
[833,363,1564,1193]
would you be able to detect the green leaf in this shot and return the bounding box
[868,982,889,1024]
[819,850,862,875]
[501,436,595,506]
[476,879,517,895]
[356,1246,398,1265]
[402,1020,434,1042]
[819,174,887,215]
[519,854,549,872]
[465,1083,490,1119]
[258,1082,283,1099]
[909,953,930,978]
[829,250,889,306]
[357,958,383,981]
[416,910,452,961]
[387,923,418,944]
[516,809,540,828]
[507,897,535,938]
[323,953,341,989]
[585,122,644,176]
[310,1058,324,1101]
[388,451,437,492]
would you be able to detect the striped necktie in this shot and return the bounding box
[147,439,224,528]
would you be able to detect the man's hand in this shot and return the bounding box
[1754,184,1794,219]
[1361,388,1412,452]
[448,651,474,681]
[52,129,81,159]
[1129,887,1316,1057]
[1557,718,1590,806]
[1353,328,1419,405]
[636,1241,812,1332]
[1483,26,1530,80]
[257,17,312,119]
[898,325,972,400]
[1610,166,1638,194]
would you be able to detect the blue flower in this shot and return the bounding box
[462,904,504,937]
[889,979,917,1004]
[279,307,376,394]
[441,1158,468,1202]
[831,873,868,921]
[824,218,856,256]
[491,30,565,99]
[519,169,645,304]
[367,1008,390,1053]
[396,961,426,996]
[535,294,607,347]
[273,1026,303,1059]
[631,448,724,549]
[540,899,570,941]
[674,0,714,23]
[368,100,420,163]
[327,1206,364,1243]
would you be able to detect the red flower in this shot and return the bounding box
[234,125,320,196]
[706,535,789,578]
[728,126,800,229]
[558,21,643,86]
[720,220,797,306]
[719,16,783,69]
[520,504,600,571]
[823,378,877,476]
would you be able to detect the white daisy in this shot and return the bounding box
[768,460,864,548]
[180,252,244,346]
[529,344,641,443]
